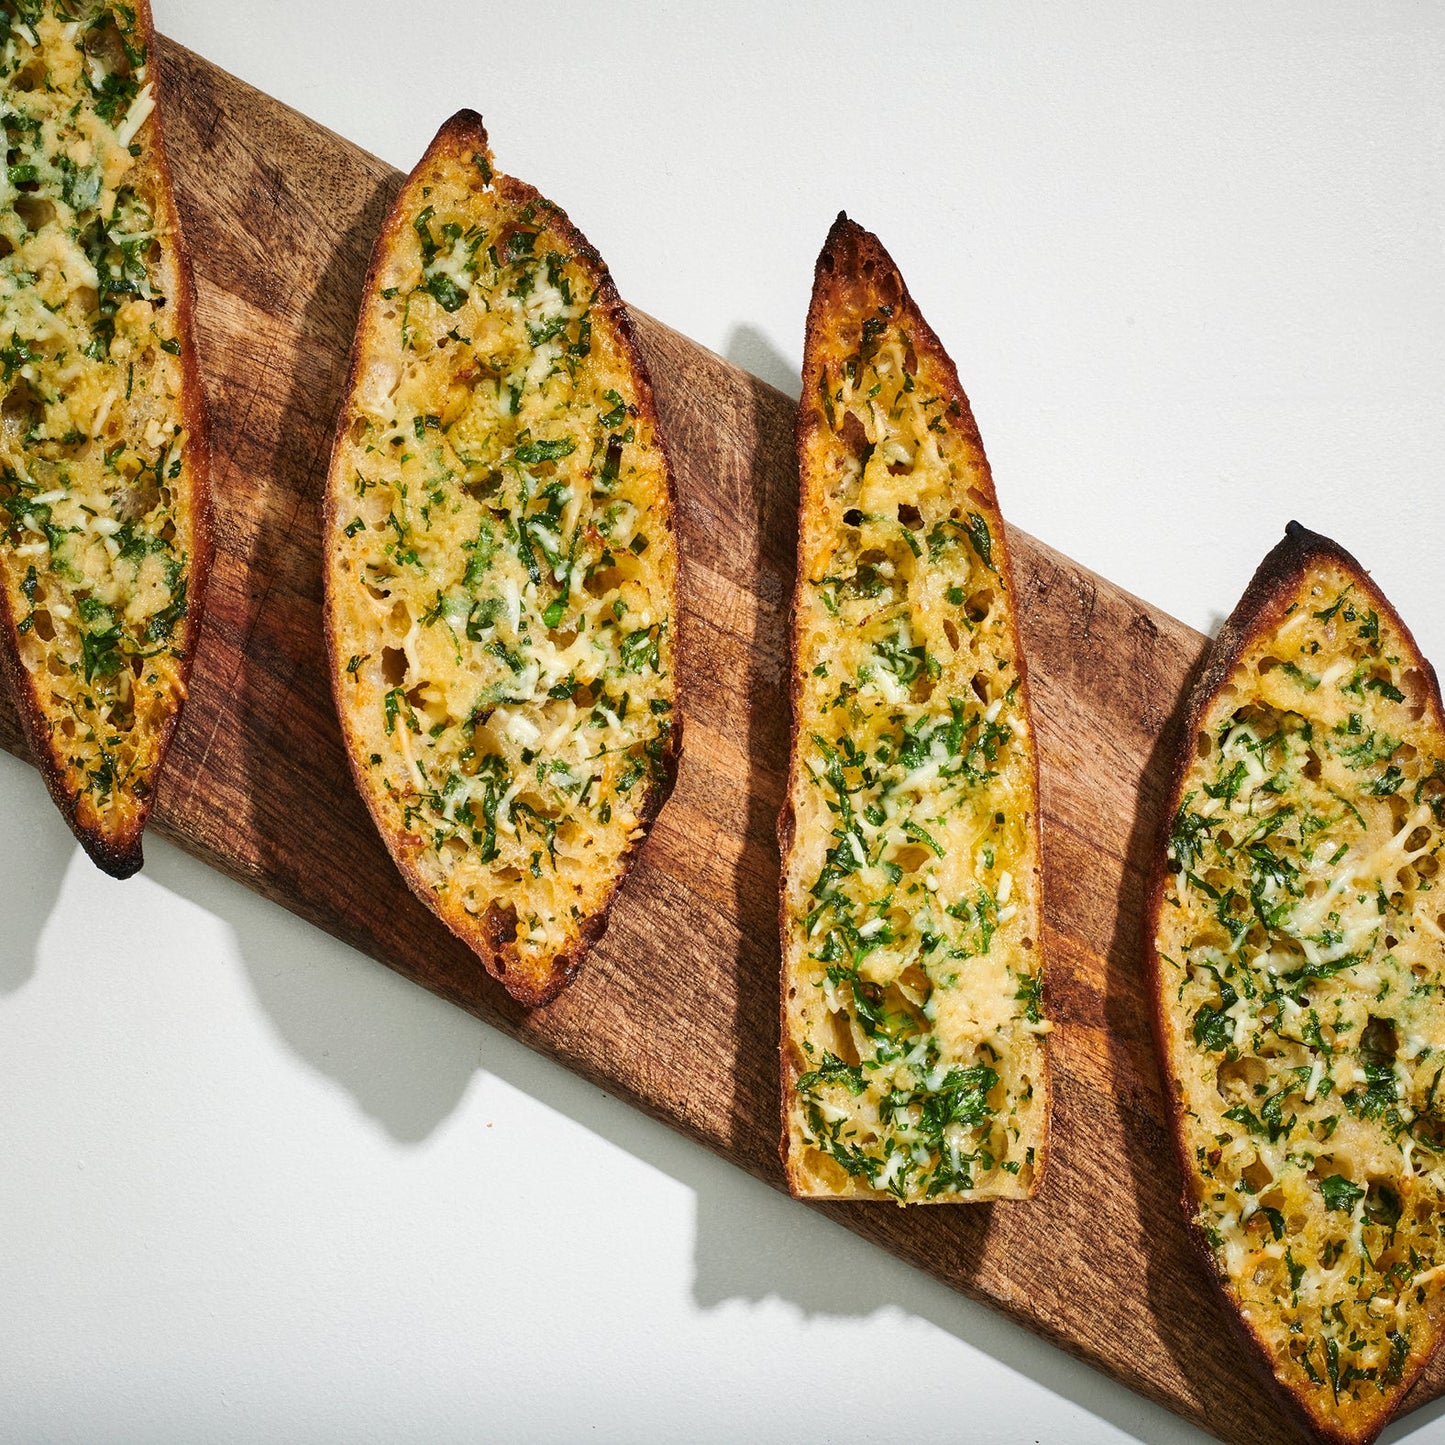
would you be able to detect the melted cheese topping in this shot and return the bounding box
[782,241,1047,1203]
[1156,559,1445,1436]
[326,125,677,1001]
[0,4,200,843]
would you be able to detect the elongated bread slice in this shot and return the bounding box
[0,0,211,878]
[1149,523,1445,1444]
[324,112,680,1007]
[779,216,1049,1202]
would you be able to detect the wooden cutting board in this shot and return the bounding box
[2,40,1440,1445]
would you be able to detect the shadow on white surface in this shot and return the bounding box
[1385,1394,1445,1444]
[0,758,75,995]
[724,323,800,400]
[144,842,482,1144]
[134,820,1200,1444]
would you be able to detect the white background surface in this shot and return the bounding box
[3,3,1444,1442]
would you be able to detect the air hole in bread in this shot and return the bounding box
[1402,668,1429,721]
[838,410,868,459]
[877,981,928,1035]
[942,618,960,652]
[14,192,55,231]
[1241,1158,1273,1193]
[1218,1056,1266,1102]
[964,588,993,624]
[1365,1179,1402,1227]
[1361,1015,1397,1067]
[896,503,922,529]
[463,474,503,507]
[380,647,407,687]
[83,18,134,77]
[1308,1154,1356,1192]
[2,379,43,437]
[11,60,46,92]
[891,843,932,874]
[895,962,932,1007]
[828,1011,861,1069]
[584,565,623,598]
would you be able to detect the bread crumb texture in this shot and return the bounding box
[325,114,678,1006]
[781,218,1048,1203]
[1156,541,1445,1442]
[0,2,202,864]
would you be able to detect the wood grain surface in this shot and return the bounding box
[2,40,1441,1445]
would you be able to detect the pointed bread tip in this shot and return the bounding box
[429,109,494,178]
[80,828,144,880]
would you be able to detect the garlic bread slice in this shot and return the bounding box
[780,215,1049,1202]
[324,112,680,1007]
[1149,523,1445,1444]
[0,0,212,877]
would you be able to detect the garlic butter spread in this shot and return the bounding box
[0,2,201,854]
[326,118,677,1002]
[1157,550,1445,1435]
[783,221,1047,1203]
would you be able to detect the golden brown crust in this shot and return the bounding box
[0,0,212,879]
[1145,522,1445,1445]
[780,214,1050,1200]
[323,110,679,1008]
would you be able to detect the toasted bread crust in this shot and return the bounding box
[0,0,213,878]
[779,215,1050,1201]
[1146,522,1445,1445]
[323,111,680,1007]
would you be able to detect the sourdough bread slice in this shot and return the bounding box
[323,112,680,1007]
[779,215,1050,1202]
[0,0,212,877]
[1149,522,1445,1444]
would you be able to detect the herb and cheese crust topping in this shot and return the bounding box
[324,111,679,1007]
[0,0,209,877]
[779,216,1049,1203]
[1151,524,1445,1444]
